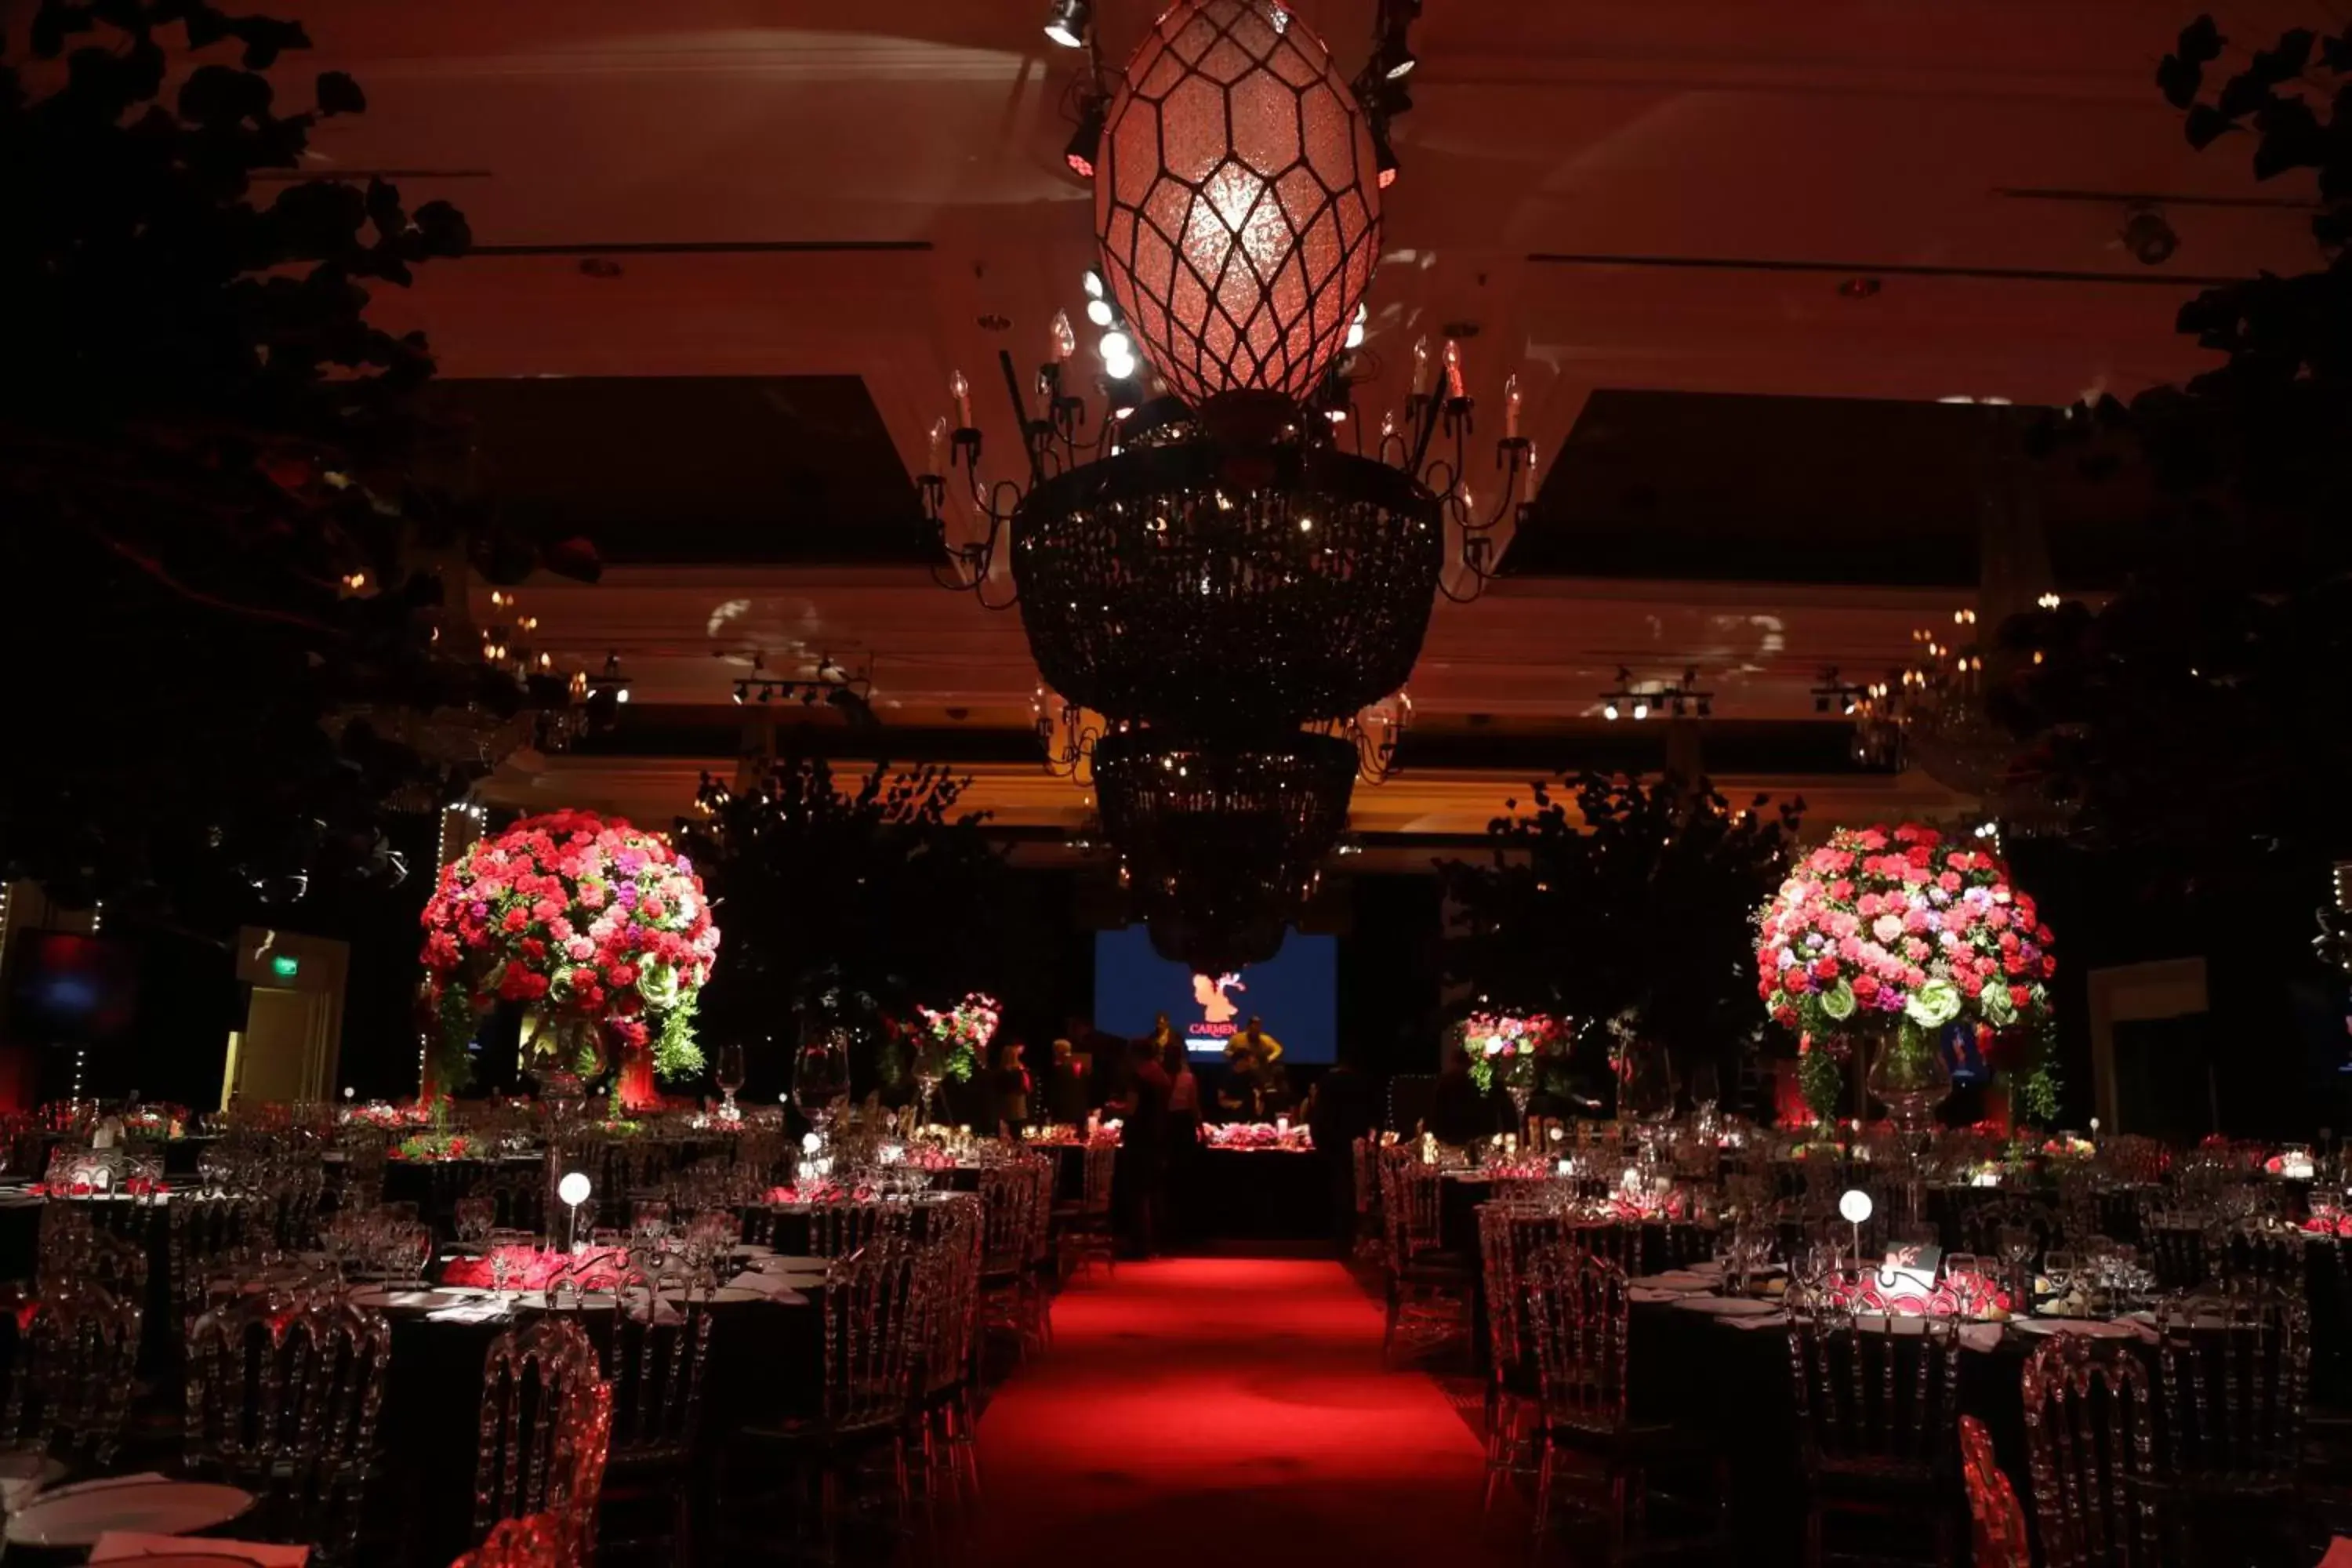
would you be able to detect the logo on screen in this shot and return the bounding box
[1189,971,1243,1043]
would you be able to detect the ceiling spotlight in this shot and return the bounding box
[1377,37,1417,79]
[1099,329,1131,362]
[1043,0,1091,49]
[1632,700,1649,721]
[1082,268,1104,299]
[1085,297,1116,327]
[1345,301,1367,350]
[2121,204,2177,266]
[1602,702,1619,722]
[1064,94,1105,179]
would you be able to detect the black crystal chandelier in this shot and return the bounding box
[927,0,1526,965]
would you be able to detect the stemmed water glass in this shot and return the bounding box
[454,1197,495,1250]
[715,1041,747,1121]
[1998,1225,2038,1315]
[2042,1250,2077,1316]
[792,1030,850,1138]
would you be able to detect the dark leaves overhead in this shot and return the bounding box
[1436,773,1801,1087]
[0,2,583,931]
[2005,15,2352,887]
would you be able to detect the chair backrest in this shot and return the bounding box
[818,1241,923,1432]
[1385,1160,1445,1259]
[2020,1333,2162,1568]
[979,1164,1037,1265]
[606,1294,713,1465]
[2,1278,142,1465]
[1960,1198,2063,1262]
[448,1512,568,1568]
[1523,1250,1632,1432]
[1081,1138,1118,1218]
[1786,1308,1960,1473]
[918,1198,985,1399]
[1958,1414,2030,1568]
[185,1294,393,1559]
[36,1203,148,1301]
[1565,1219,1648,1276]
[2151,1282,2309,1484]
[169,1194,270,1325]
[473,1316,602,1540]
[804,1200,909,1260]
[1476,1203,1573,1377]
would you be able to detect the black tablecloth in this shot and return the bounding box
[1191,1148,1330,1240]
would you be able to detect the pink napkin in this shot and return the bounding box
[2319,1541,2352,1568]
[91,1534,307,1563]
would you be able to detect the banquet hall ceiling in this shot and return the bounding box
[252,0,2326,834]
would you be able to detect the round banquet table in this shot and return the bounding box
[753,1190,965,1254]
[379,1274,818,1567]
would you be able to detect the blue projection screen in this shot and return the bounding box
[1093,927,1338,1064]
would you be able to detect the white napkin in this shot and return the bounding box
[93,1531,307,1563]
[1627,1286,1680,1305]
[1958,1323,2003,1353]
[427,1299,509,1323]
[728,1271,808,1302]
[1720,1311,1791,1330]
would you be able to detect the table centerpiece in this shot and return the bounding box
[1758,824,2054,1132]
[419,808,720,1109]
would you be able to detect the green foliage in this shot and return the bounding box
[1437,772,1802,1083]
[432,984,477,1094]
[674,744,1006,1057]
[1798,1046,1843,1127]
[652,992,706,1083]
[2011,1014,2063,1127]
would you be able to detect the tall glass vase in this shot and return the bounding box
[1864,1019,1952,1133]
[522,1009,605,1120]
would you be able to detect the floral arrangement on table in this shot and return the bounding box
[2039,1134,2096,1160]
[27,1175,169,1198]
[1758,825,2053,1123]
[1598,1185,1693,1223]
[1455,1012,1566,1094]
[763,1182,875,1207]
[390,1131,474,1163]
[2265,1147,2317,1180]
[913,992,1000,1083]
[1820,1268,2014,1320]
[119,1105,187,1137]
[343,1100,435,1132]
[440,1244,630,1293]
[1203,1121,1314,1152]
[419,809,720,1104]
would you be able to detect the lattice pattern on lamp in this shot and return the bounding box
[1011,437,1440,735]
[1092,728,1356,973]
[1094,0,1382,407]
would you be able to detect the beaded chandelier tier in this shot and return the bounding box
[927,0,1525,967]
[1011,419,1439,735]
[1092,0,1381,408]
[1091,728,1358,975]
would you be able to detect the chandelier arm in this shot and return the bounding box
[999,349,1047,489]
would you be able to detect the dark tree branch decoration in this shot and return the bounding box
[2001,15,2352,895]
[673,747,1008,1080]
[1,2,595,931]
[1437,774,1802,1099]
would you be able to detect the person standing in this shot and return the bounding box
[1044,1037,1091,1127]
[992,1041,1033,1133]
[1163,1037,1202,1246]
[1309,1047,1375,1249]
[1121,1036,1171,1257]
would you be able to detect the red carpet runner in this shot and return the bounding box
[965,1258,1526,1565]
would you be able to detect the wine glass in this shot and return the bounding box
[715,1041,747,1121]
[2043,1250,2077,1315]
[454,1197,495,1250]
[792,1030,850,1136]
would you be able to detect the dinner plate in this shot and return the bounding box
[2014,1318,2138,1339]
[1626,1272,1717,1292]
[350,1288,479,1312]
[1672,1295,1780,1317]
[510,1290,618,1312]
[7,1480,253,1548]
[659,1286,767,1305]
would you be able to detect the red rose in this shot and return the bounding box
[501,908,530,934]
[1782,969,1809,994]
[1773,1005,1799,1028]
[1811,956,1839,980]
[2008,985,2032,1009]
[2041,956,2056,977]
[1853,975,1879,1000]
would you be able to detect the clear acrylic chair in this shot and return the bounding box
[2020,1331,2163,1568]
[1958,1414,2029,1568]
[183,1293,394,1564]
[1787,1304,1962,1566]
[470,1316,606,1550]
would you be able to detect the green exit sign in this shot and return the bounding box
[269,954,300,980]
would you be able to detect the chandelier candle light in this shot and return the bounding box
[1756,824,2054,1131]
